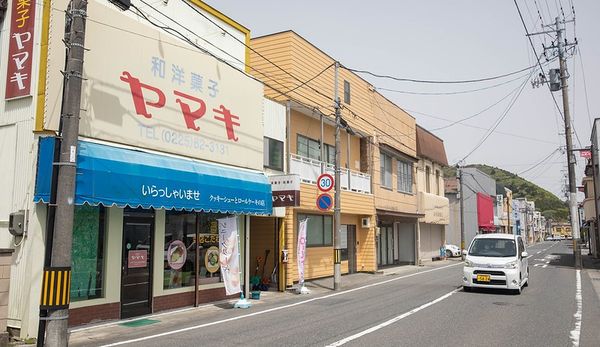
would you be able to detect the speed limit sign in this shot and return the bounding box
[317,173,334,192]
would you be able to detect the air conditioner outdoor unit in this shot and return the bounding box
[361,217,371,228]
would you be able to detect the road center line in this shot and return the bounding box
[325,288,461,346]
[100,262,462,346]
[570,269,582,346]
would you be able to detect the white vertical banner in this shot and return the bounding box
[218,216,241,295]
[297,219,308,285]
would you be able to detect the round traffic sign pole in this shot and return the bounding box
[316,193,333,211]
[317,173,334,192]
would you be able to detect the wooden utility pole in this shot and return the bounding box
[333,61,342,290]
[44,0,88,345]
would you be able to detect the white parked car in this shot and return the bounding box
[463,233,529,294]
[444,244,461,257]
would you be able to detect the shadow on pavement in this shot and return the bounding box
[464,287,520,296]
[545,241,600,270]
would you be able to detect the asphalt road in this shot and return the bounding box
[70,240,600,347]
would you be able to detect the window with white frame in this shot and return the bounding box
[425,166,431,193]
[397,160,413,193]
[344,80,351,104]
[435,169,441,195]
[297,135,321,160]
[298,214,333,247]
[324,143,335,165]
[264,137,284,171]
[380,151,392,188]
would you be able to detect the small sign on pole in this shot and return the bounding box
[316,193,333,211]
[317,173,334,192]
[580,150,592,159]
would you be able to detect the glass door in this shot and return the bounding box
[121,208,154,319]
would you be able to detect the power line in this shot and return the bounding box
[429,78,527,131]
[517,147,561,175]
[123,3,335,118]
[345,64,538,85]
[459,68,534,162]
[406,108,557,145]
[374,71,530,96]
[514,0,583,149]
[134,0,335,113]
[179,0,336,103]
[575,47,593,129]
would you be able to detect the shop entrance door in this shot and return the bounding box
[121,208,154,319]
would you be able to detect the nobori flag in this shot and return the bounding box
[218,216,241,295]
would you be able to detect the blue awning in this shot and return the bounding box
[34,137,272,215]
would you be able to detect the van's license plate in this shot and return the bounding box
[477,274,491,282]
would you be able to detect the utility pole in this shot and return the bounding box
[458,166,466,260]
[44,0,88,344]
[333,62,342,290]
[553,16,582,269]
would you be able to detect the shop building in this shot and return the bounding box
[250,31,381,283]
[415,126,449,262]
[2,0,282,338]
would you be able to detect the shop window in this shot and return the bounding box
[197,213,229,285]
[380,151,392,189]
[397,160,413,193]
[298,214,333,247]
[263,137,284,171]
[71,205,105,302]
[164,211,231,289]
[297,134,321,160]
[164,212,197,289]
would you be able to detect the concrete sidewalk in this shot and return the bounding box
[64,258,461,346]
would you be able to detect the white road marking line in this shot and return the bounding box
[537,251,542,254]
[99,262,463,346]
[325,288,461,346]
[570,269,582,347]
[542,264,547,268]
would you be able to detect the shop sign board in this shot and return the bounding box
[43,1,264,170]
[270,174,300,207]
[128,250,148,268]
[5,0,35,99]
[580,150,592,159]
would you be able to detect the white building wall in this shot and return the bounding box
[127,0,248,71]
[2,0,255,337]
[1,0,49,335]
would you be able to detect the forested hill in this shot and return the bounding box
[445,164,568,221]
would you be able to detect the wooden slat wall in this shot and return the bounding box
[250,31,416,157]
[289,111,362,171]
[251,31,419,217]
[283,183,376,286]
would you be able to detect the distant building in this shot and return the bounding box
[458,168,496,248]
[415,126,449,262]
[445,177,461,247]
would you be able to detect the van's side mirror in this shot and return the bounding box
[462,249,468,256]
[521,251,529,258]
